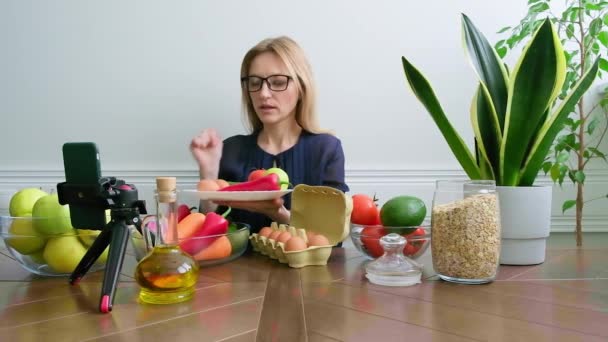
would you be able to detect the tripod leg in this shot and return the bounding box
[69,226,112,285]
[99,221,130,313]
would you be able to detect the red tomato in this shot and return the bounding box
[403,227,426,256]
[360,226,387,258]
[351,194,381,225]
[248,169,267,182]
[403,243,419,256]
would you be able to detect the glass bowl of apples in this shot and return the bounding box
[349,224,431,260]
[0,215,107,277]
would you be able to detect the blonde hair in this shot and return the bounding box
[240,36,324,134]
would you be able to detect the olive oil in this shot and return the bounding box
[134,177,199,304]
[135,246,199,304]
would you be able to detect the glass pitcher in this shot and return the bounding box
[431,180,501,284]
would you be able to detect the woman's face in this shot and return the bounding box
[247,52,299,127]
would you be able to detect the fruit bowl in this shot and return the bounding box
[349,224,431,260]
[0,215,107,277]
[130,222,251,267]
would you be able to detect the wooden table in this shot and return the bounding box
[1,233,607,341]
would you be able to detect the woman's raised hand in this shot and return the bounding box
[190,128,223,179]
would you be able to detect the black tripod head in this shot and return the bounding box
[57,177,147,229]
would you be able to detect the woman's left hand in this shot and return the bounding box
[214,198,290,224]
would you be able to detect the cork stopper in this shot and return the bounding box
[156,177,176,203]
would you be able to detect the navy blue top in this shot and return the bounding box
[217,130,349,233]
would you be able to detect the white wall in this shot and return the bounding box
[1,1,606,231]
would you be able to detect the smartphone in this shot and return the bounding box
[61,142,107,230]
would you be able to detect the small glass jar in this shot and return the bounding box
[431,180,501,284]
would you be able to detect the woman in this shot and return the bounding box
[190,36,349,233]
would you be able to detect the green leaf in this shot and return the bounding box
[401,57,482,179]
[588,117,599,134]
[599,31,608,47]
[574,170,586,184]
[528,0,542,4]
[590,18,603,36]
[519,59,600,186]
[588,147,607,160]
[570,7,581,22]
[497,47,508,58]
[556,150,570,163]
[550,163,561,181]
[462,14,509,130]
[530,2,550,13]
[497,26,512,34]
[562,200,577,213]
[559,164,569,185]
[562,133,576,151]
[568,170,576,183]
[566,24,575,39]
[475,138,495,179]
[471,84,501,181]
[604,13,608,25]
[542,161,552,174]
[586,3,602,11]
[501,19,566,185]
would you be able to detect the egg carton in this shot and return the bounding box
[248,184,352,268]
[249,222,333,268]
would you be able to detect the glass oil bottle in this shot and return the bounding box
[134,177,199,304]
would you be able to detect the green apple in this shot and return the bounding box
[130,228,148,261]
[227,227,250,256]
[78,229,108,264]
[32,194,73,235]
[29,250,46,264]
[9,188,49,217]
[96,247,109,264]
[266,167,289,190]
[43,233,87,273]
[78,229,100,246]
[6,216,46,254]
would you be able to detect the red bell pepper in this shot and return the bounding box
[180,207,231,255]
[218,173,281,192]
[177,204,196,222]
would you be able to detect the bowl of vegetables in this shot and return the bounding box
[131,208,250,267]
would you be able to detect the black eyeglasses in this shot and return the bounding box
[241,75,292,92]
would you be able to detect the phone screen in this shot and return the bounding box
[61,142,107,230]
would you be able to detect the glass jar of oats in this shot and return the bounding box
[431,180,501,284]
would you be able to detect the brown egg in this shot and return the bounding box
[215,179,230,189]
[259,227,273,238]
[308,234,330,247]
[285,236,307,252]
[197,179,220,191]
[277,231,292,243]
[268,230,282,241]
[305,231,316,242]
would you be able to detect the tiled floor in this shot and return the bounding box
[0,233,607,341]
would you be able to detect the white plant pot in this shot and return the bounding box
[496,185,552,265]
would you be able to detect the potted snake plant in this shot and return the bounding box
[402,14,599,264]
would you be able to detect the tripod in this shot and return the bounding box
[57,177,147,313]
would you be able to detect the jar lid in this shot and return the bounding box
[365,233,422,287]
